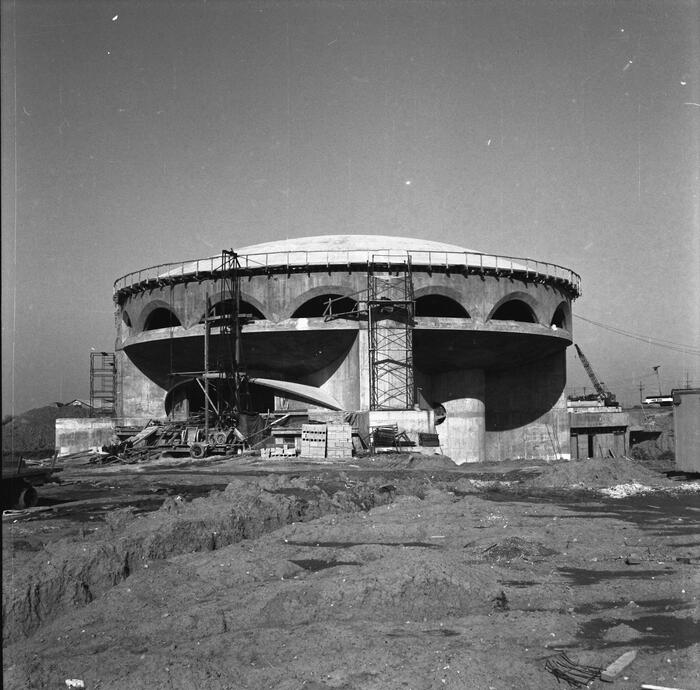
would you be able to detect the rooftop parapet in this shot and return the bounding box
[114,248,581,301]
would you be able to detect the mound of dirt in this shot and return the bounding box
[528,456,664,489]
[2,405,94,457]
[603,622,642,643]
[355,452,457,470]
[4,464,700,690]
[2,475,398,642]
[482,537,558,563]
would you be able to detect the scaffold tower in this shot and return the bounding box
[201,250,248,431]
[90,351,116,415]
[367,257,415,410]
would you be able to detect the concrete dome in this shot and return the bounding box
[236,234,477,255]
[158,234,484,280]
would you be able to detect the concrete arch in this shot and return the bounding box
[415,295,470,318]
[136,300,183,332]
[240,293,267,319]
[413,286,472,318]
[550,301,571,331]
[293,294,359,319]
[198,292,268,324]
[144,307,181,331]
[487,292,540,324]
[287,284,359,320]
[121,308,133,329]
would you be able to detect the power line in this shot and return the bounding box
[576,314,699,349]
[575,314,700,355]
[568,365,689,387]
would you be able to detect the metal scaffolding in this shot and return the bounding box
[201,249,247,433]
[367,257,415,410]
[90,351,116,415]
[220,248,249,409]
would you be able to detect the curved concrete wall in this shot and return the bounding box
[118,269,571,336]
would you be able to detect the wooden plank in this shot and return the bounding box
[600,650,637,682]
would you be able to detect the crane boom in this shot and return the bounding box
[574,344,618,406]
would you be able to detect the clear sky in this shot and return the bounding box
[2,0,699,415]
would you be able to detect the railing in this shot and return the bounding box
[114,249,581,296]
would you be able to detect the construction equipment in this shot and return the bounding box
[572,344,618,407]
[111,249,255,461]
[114,250,344,463]
[1,455,61,509]
[102,416,251,463]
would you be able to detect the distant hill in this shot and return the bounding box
[2,405,95,458]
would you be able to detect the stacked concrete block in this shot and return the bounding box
[300,424,327,458]
[260,444,297,459]
[308,409,346,425]
[326,423,353,458]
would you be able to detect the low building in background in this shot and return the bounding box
[568,399,629,459]
[672,388,700,473]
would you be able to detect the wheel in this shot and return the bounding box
[433,403,447,426]
[17,484,38,509]
[213,431,229,446]
[189,442,208,459]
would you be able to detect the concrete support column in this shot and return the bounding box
[357,327,371,410]
[431,369,485,464]
[549,387,571,460]
[114,349,167,421]
[485,350,569,461]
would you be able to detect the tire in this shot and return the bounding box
[189,443,208,459]
[17,484,38,509]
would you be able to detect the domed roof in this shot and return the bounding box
[236,234,477,255]
[159,233,487,279]
[117,233,581,298]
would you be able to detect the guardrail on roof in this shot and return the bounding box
[114,249,581,298]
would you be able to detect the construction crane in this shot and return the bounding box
[573,344,618,407]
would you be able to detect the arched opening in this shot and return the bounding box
[200,299,265,323]
[491,300,537,323]
[240,300,265,320]
[122,310,132,328]
[550,303,569,330]
[292,294,358,318]
[415,295,469,318]
[143,307,181,330]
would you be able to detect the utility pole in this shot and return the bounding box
[639,381,644,405]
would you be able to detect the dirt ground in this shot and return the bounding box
[2,452,699,689]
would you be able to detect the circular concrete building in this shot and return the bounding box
[113,235,580,463]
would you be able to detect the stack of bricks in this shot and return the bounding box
[325,423,353,458]
[260,444,297,459]
[300,424,327,458]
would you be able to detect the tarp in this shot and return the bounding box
[248,377,344,411]
[237,412,268,443]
